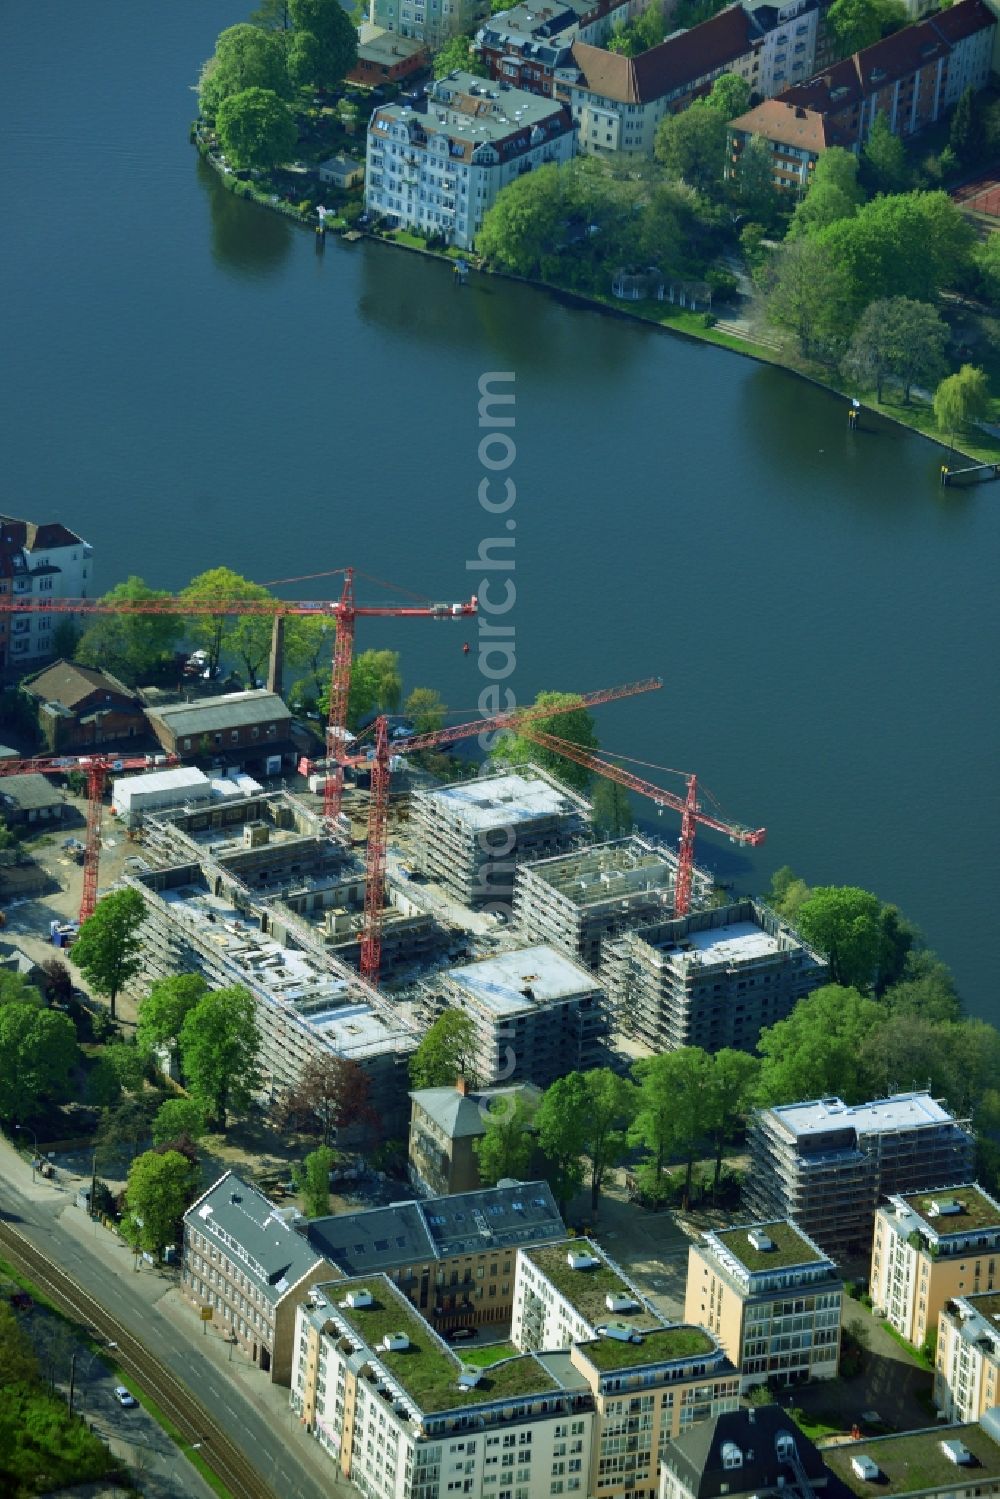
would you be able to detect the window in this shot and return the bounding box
[231,730,239,743]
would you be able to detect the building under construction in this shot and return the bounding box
[600,898,826,1053]
[410,768,590,907]
[744,1092,976,1262]
[512,835,713,971]
[424,943,610,1088]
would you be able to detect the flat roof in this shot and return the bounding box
[521,838,676,907]
[823,1423,1000,1496]
[321,1276,560,1413]
[525,1239,661,1331]
[902,1185,1000,1234]
[113,766,210,798]
[447,944,599,1014]
[713,1220,827,1272]
[668,919,780,965]
[576,1325,717,1372]
[420,773,579,831]
[771,1093,955,1140]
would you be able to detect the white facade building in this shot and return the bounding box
[371,0,489,47]
[0,516,93,669]
[365,73,576,248]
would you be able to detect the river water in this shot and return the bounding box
[2,2,998,1020]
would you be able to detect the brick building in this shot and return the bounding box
[23,659,145,751]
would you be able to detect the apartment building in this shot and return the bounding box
[554,0,818,157]
[661,1406,841,1499]
[512,1238,741,1495]
[512,836,712,972]
[408,1078,542,1196]
[935,1293,1000,1423]
[304,1181,564,1333]
[181,1172,330,1382]
[365,73,576,249]
[601,899,826,1055]
[821,1412,1000,1499]
[0,516,92,670]
[744,1093,976,1263]
[429,944,610,1088]
[474,0,642,95]
[775,0,995,150]
[411,768,589,908]
[370,0,489,47]
[684,1220,843,1389]
[292,1275,598,1498]
[871,1185,1000,1351]
[726,99,854,194]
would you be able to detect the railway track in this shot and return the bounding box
[0,1218,279,1499]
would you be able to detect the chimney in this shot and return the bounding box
[455,1076,470,1096]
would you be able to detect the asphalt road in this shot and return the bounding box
[0,1166,348,1499]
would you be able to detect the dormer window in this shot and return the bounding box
[722,1443,743,1470]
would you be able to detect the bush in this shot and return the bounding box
[702,312,717,328]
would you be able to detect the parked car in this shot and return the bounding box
[113,1385,138,1408]
[446,1326,476,1343]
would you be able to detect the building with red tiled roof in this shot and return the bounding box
[727,98,854,191]
[0,514,93,675]
[553,0,819,155]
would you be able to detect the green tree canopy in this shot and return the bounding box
[950,86,987,168]
[71,887,146,1022]
[179,985,261,1130]
[490,691,598,793]
[763,235,854,361]
[883,949,962,1024]
[409,1009,478,1089]
[535,1072,589,1213]
[827,0,906,56]
[842,297,949,403]
[0,993,78,1123]
[151,1097,208,1147]
[323,648,404,730]
[578,1069,636,1212]
[404,686,448,737]
[294,1144,338,1217]
[756,984,881,1104]
[654,103,728,195]
[706,73,751,120]
[136,973,209,1055]
[477,163,568,277]
[474,1093,537,1186]
[123,1149,199,1257]
[432,34,487,77]
[103,1042,146,1095]
[216,88,298,174]
[74,577,184,686]
[706,1048,759,1194]
[180,566,277,680]
[288,0,358,87]
[788,179,860,239]
[731,135,780,225]
[199,23,292,121]
[284,616,333,684]
[591,778,633,838]
[795,884,911,991]
[934,364,990,445]
[860,111,909,195]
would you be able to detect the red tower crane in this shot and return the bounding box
[518,726,766,915]
[0,752,180,922]
[339,677,664,984]
[0,565,477,832]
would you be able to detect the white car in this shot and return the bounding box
[113,1385,138,1408]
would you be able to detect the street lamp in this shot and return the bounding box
[15,1124,39,1182]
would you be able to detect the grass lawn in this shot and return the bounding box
[788,1408,848,1441]
[0,1381,120,1497]
[879,1318,932,1367]
[458,1341,519,1368]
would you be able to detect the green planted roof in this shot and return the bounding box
[577,1325,716,1372]
[333,1282,558,1413]
[714,1220,826,1272]
[823,1424,1000,1496]
[904,1187,1000,1234]
[525,1240,660,1330]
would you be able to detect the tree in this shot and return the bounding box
[151,1097,207,1146]
[342,648,402,730]
[655,104,728,196]
[180,567,277,680]
[0,996,78,1123]
[97,1096,155,1159]
[861,111,909,195]
[85,1055,121,1109]
[795,885,909,992]
[950,86,987,168]
[732,135,780,225]
[788,181,859,238]
[580,1069,635,1213]
[74,577,184,687]
[477,164,568,277]
[294,1144,338,1217]
[658,1048,714,1207]
[216,87,298,173]
[934,365,991,447]
[763,236,854,361]
[827,0,905,56]
[591,778,633,838]
[284,615,333,684]
[404,686,447,737]
[39,959,73,1007]
[432,34,487,78]
[706,73,751,120]
[104,1042,147,1095]
[136,973,209,1056]
[71,888,145,1023]
[288,0,358,88]
[251,0,292,29]
[278,1053,377,1145]
[766,866,812,922]
[706,1049,759,1196]
[409,1009,478,1089]
[757,984,881,1104]
[535,1072,589,1213]
[883,949,962,1024]
[842,298,948,403]
[199,24,292,121]
[123,1149,199,1258]
[179,985,261,1130]
[630,1053,677,1184]
[0,1303,40,1388]
[490,691,598,793]
[474,1093,537,1186]
[818,192,973,313]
